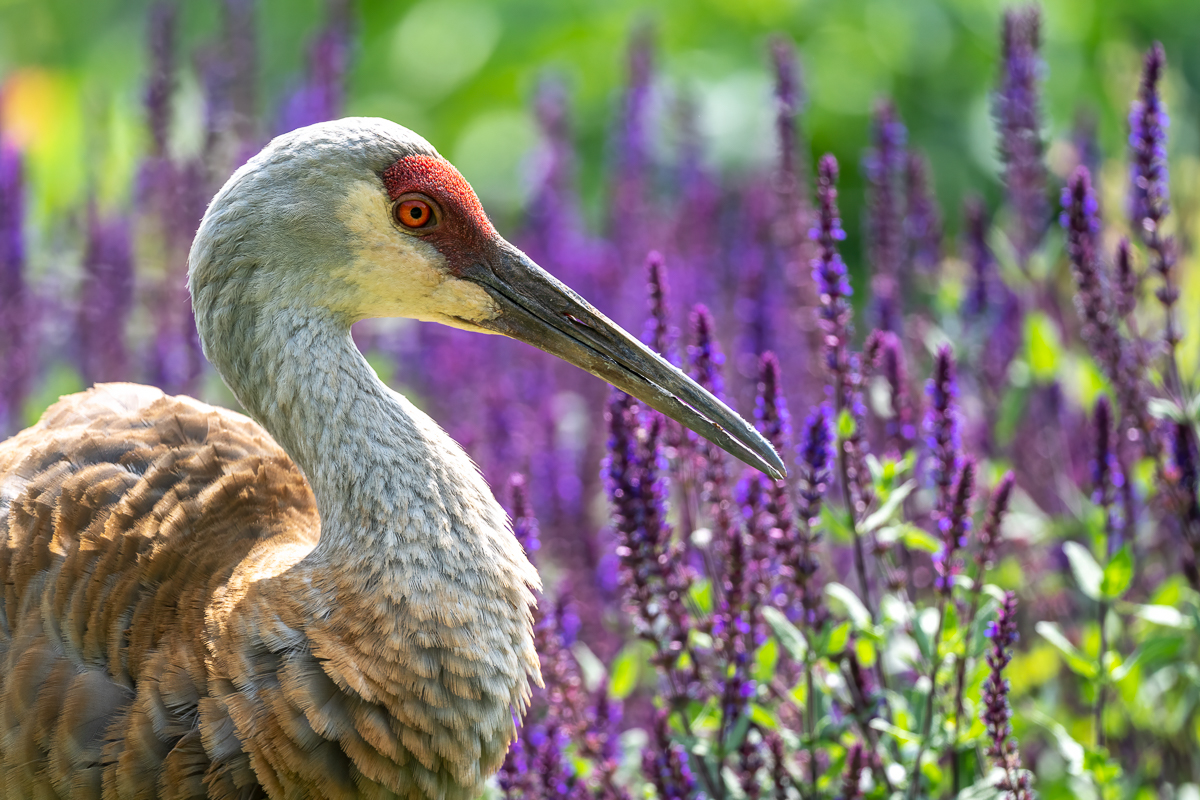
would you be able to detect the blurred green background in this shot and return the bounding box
[1,0,1197,220]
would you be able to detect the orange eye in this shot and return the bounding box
[394,196,437,230]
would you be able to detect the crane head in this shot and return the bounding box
[191,118,785,480]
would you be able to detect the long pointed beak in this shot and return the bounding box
[462,243,786,480]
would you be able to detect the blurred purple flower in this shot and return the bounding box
[863,101,906,331]
[791,404,833,630]
[0,143,30,434]
[145,2,176,160]
[962,197,994,317]
[904,150,942,275]
[1128,42,1183,394]
[1091,397,1125,546]
[644,251,678,364]
[982,592,1033,800]
[1113,237,1138,320]
[1128,43,1170,238]
[277,0,351,134]
[643,710,701,800]
[976,472,1016,572]
[994,5,1046,270]
[865,329,917,456]
[1166,421,1200,586]
[1062,167,1157,459]
[925,345,962,511]
[77,206,134,385]
[838,743,866,800]
[934,457,976,594]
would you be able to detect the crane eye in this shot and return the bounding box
[393,195,439,231]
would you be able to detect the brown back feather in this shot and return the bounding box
[0,384,315,799]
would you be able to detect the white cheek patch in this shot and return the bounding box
[335,181,500,329]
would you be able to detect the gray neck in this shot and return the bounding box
[213,303,505,567]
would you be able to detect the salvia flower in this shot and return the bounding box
[0,143,30,435]
[934,457,976,594]
[145,2,176,160]
[982,592,1034,800]
[863,101,907,331]
[925,345,962,511]
[1061,167,1157,457]
[276,0,350,133]
[904,150,942,274]
[643,710,701,800]
[1128,42,1170,238]
[1091,397,1125,545]
[963,197,994,317]
[865,329,916,455]
[770,36,804,194]
[838,743,866,800]
[994,5,1046,269]
[756,353,795,553]
[644,251,678,364]
[792,404,833,630]
[1166,421,1200,586]
[976,472,1016,572]
[1113,237,1138,319]
[77,206,135,384]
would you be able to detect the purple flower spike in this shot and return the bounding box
[78,207,135,385]
[976,472,1016,571]
[771,36,804,193]
[790,404,832,630]
[1167,421,1200,585]
[934,457,976,595]
[1128,42,1183,392]
[904,150,942,275]
[865,330,916,455]
[925,345,961,511]
[509,473,541,560]
[1128,43,1170,238]
[0,143,30,435]
[1091,397,1125,544]
[688,304,726,402]
[982,592,1034,800]
[277,0,351,133]
[963,197,994,317]
[863,101,907,331]
[1113,237,1137,319]
[838,743,866,800]
[1062,167,1157,457]
[145,3,176,160]
[994,5,1046,270]
[644,251,677,363]
[643,710,700,800]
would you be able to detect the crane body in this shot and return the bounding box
[0,118,782,799]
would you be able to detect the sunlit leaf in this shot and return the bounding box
[1062,541,1102,600]
[861,479,916,533]
[763,607,807,661]
[1035,621,1098,679]
[826,583,872,629]
[1099,544,1133,599]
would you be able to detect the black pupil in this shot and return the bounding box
[409,205,423,221]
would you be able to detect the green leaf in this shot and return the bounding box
[901,525,942,553]
[814,621,852,658]
[1100,544,1133,599]
[1062,541,1102,600]
[754,636,779,683]
[819,504,855,545]
[1024,311,1062,382]
[1132,603,1190,629]
[837,408,857,439]
[608,642,645,699]
[1035,621,1098,679]
[825,583,872,629]
[689,578,714,615]
[762,606,808,661]
[749,703,777,730]
[1147,397,1186,422]
[861,480,916,533]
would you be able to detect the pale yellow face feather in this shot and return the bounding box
[335,181,499,332]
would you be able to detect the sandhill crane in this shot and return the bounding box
[0,118,782,800]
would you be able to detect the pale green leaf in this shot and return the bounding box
[826,583,872,628]
[1062,541,1102,600]
[862,480,916,533]
[1100,544,1133,599]
[763,606,808,661]
[1035,621,1098,679]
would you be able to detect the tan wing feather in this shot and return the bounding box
[0,384,315,800]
